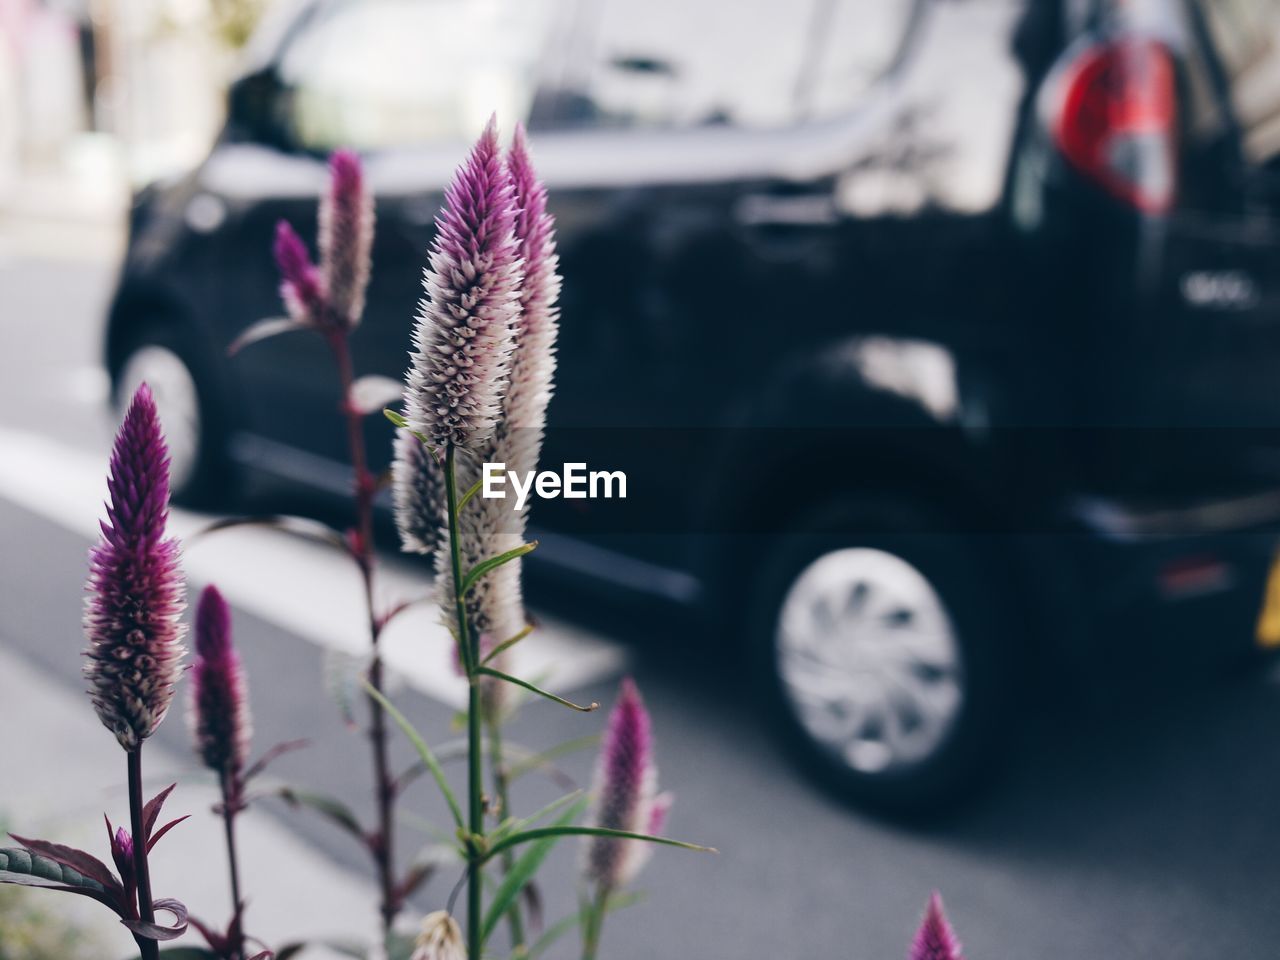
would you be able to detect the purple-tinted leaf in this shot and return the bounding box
[247,952,274,960]
[393,859,435,905]
[228,317,309,357]
[0,847,121,912]
[123,897,189,941]
[8,834,121,893]
[244,738,310,782]
[142,783,178,840]
[147,815,190,853]
[348,375,405,415]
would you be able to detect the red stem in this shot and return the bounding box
[327,331,398,937]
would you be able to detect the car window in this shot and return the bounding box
[278,0,560,151]
[548,0,913,132]
[1201,0,1280,167]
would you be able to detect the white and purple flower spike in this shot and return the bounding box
[583,677,668,893]
[319,148,373,331]
[404,115,522,450]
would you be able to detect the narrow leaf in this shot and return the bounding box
[492,792,584,845]
[477,667,598,713]
[277,787,365,842]
[483,798,587,943]
[482,624,534,666]
[228,317,308,356]
[0,847,117,910]
[142,783,178,840]
[461,542,539,597]
[486,826,716,862]
[244,738,310,782]
[363,682,464,829]
[456,477,484,515]
[187,515,355,558]
[147,816,190,853]
[382,409,439,459]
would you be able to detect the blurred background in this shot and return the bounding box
[5,0,1280,957]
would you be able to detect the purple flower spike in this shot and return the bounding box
[496,122,561,481]
[404,115,521,449]
[84,383,186,751]
[274,220,328,328]
[190,585,252,794]
[583,677,666,892]
[319,149,374,330]
[909,892,965,960]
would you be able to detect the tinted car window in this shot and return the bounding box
[278,0,560,151]
[553,0,911,131]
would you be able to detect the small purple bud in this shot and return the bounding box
[84,384,186,751]
[909,892,965,960]
[273,220,328,327]
[319,149,374,331]
[404,115,521,449]
[107,818,136,901]
[583,677,665,892]
[189,585,252,792]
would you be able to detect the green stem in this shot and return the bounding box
[487,717,527,954]
[445,444,484,960]
[581,887,608,960]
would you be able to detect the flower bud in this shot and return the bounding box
[190,584,252,793]
[273,221,327,327]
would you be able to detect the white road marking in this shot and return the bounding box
[0,425,626,708]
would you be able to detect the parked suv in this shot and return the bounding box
[105,0,1280,810]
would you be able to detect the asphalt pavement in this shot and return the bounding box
[3,250,1280,959]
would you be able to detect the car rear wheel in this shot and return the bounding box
[751,498,1016,814]
[114,324,236,507]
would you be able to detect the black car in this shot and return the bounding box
[105,0,1280,810]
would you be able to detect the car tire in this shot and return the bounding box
[113,322,237,508]
[749,496,1017,815]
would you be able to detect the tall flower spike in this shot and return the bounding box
[411,910,465,960]
[498,122,561,475]
[84,383,186,750]
[274,221,327,328]
[319,149,374,330]
[190,584,252,794]
[583,677,666,892]
[909,892,965,960]
[404,116,521,449]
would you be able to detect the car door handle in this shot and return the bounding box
[733,193,838,227]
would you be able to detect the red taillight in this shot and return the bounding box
[1052,39,1177,214]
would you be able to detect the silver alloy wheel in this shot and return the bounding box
[118,345,201,493]
[775,547,965,775]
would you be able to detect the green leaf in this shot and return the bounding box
[490,791,584,845]
[477,667,598,712]
[460,542,539,597]
[363,682,464,829]
[456,477,484,515]
[485,826,716,863]
[483,798,588,944]
[507,734,599,784]
[524,892,644,960]
[381,409,439,459]
[277,787,365,842]
[482,624,534,666]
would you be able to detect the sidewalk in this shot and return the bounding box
[0,644,381,958]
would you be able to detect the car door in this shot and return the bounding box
[204,0,568,478]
